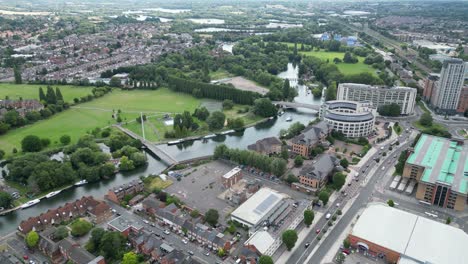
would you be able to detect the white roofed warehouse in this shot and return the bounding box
[230,188,288,233]
[348,203,468,264]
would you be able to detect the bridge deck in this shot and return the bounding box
[114,125,178,166]
[273,101,320,111]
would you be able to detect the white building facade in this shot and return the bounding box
[432,58,466,114]
[320,100,376,138]
[337,83,417,115]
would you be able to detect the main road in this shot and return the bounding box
[287,130,413,264]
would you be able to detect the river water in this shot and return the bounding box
[0,63,320,236]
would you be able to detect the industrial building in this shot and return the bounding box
[319,100,376,138]
[230,188,288,232]
[403,134,468,211]
[337,83,417,115]
[348,203,468,264]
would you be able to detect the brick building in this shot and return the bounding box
[297,154,340,192]
[348,203,468,264]
[222,167,242,188]
[106,179,144,204]
[290,121,330,157]
[18,196,112,234]
[403,134,467,211]
[247,137,282,155]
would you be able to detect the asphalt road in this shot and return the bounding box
[287,130,412,264]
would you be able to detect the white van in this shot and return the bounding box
[325,213,331,220]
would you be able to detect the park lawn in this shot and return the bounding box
[0,108,120,155]
[0,83,94,103]
[412,120,447,132]
[147,177,173,191]
[280,42,376,76]
[0,88,204,154]
[81,88,201,113]
[300,50,376,75]
[224,105,264,125]
[209,69,234,80]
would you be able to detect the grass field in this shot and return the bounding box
[0,83,95,103]
[0,88,202,154]
[209,69,234,80]
[281,43,376,75]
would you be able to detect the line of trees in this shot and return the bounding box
[213,144,287,177]
[168,76,260,105]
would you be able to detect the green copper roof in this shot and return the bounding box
[406,134,468,195]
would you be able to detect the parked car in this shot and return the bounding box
[305,242,310,248]
[315,229,320,234]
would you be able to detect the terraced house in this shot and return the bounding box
[404,134,468,211]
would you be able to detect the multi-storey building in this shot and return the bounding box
[290,121,331,157]
[432,58,466,115]
[106,179,144,204]
[320,100,376,138]
[337,83,417,115]
[456,85,468,114]
[403,134,467,211]
[422,74,439,104]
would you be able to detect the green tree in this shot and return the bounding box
[190,210,200,218]
[119,156,135,171]
[446,217,452,224]
[419,112,433,127]
[207,111,225,130]
[46,86,56,104]
[285,173,299,184]
[218,248,226,257]
[122,252,138,264]
[303,209,314,227]
[340,159,349,168]
[227,118,245,130]
[39,87,46,102]
[318,190,330,205]
[60,135,71,145]
[387,199,395,207]
[71,219,93,237]
[222,99,234,110]
[14,65,22,84]
[343,238,351,249]
[25,231,39,248]
[21,135,43,152]
[253,98,277,117]
[109,77,122,87]
[205,209,219,227]
[282,229,298,250]
[378,103,401,116]
[0,191,13,209]
[193,107,209,121]
[270,158,287,177]
[282,79,290,99]
[294,155,304,167]
[333,173,346,190]
[0,149,5,159]
[54,226,69,240]
[258,255,274,264]
[55,87,64,102]
[100,231,126,260]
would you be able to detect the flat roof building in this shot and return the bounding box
[230,188,288,231]
[319,100,376,138]
[349,203,468,264]
[403,134,468,211]
[337,83,417,115]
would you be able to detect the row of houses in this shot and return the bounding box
[142,194,232,251]
[0,99,44,119]
[105,179,145,205]
[128,230,203,264]
[38,226,105,264]
[18,196,112,234]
